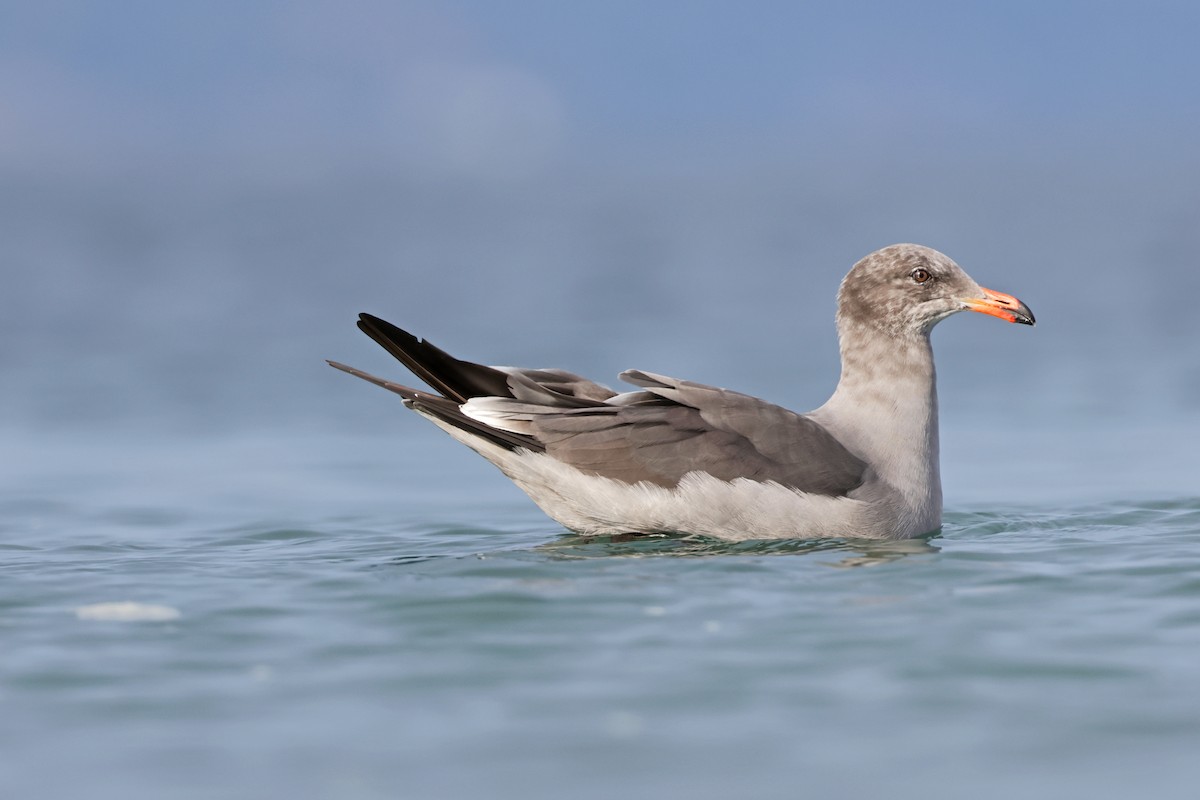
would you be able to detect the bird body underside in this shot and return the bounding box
[421,412,893,541]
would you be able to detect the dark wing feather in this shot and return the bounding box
[356,314,616,406]
[356,314,511,403]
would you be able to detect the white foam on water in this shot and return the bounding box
[74,601,181,622]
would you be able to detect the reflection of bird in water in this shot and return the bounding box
[541,531,941,567]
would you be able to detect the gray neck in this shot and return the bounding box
[811,322,942,512]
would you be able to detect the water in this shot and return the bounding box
[4,421,1200,800]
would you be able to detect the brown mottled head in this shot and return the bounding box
[837,243,1034,338]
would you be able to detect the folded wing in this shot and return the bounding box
[333,315,867,497]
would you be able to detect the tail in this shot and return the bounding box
[328,314,543,453]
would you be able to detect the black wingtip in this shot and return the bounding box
[350,313,516,403]
[356,313,421,349]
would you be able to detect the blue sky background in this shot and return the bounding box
[4,1,1198,170]
[2,1,1199,443]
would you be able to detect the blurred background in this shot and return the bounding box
[7,8,1200,799]
[2,0,1198,498]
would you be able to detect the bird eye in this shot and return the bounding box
[911,268,931,284]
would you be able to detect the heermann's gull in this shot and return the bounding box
[329,243,1033,540]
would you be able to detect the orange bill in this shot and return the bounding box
[963,287,1035,326]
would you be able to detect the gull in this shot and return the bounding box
[329,244,1033,540]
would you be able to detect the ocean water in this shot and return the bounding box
[4,411,1200,800]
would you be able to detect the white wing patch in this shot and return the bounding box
[460,397,534,434]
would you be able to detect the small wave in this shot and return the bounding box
[947,497,1200,538]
